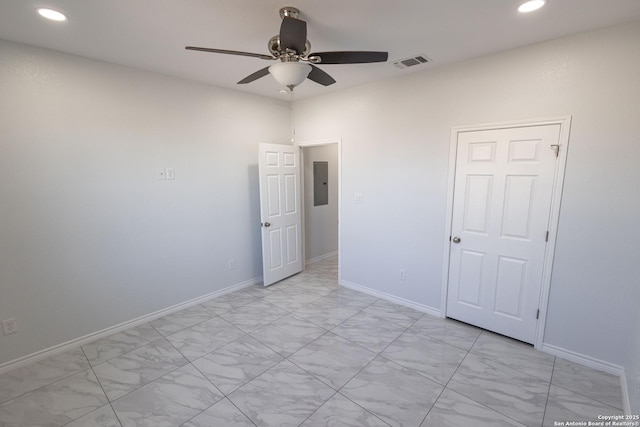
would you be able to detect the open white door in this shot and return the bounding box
[447,124,561,344]
[258,143,303,286]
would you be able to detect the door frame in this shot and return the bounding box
[296,138,342,283]
[441,116,572,349]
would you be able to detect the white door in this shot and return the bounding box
[447,124,561,344]
[258,143,303,286]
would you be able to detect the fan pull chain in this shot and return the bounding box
[290,89,296,143]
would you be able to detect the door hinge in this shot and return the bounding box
[551,144,560,157]
[536,309,540,320]
[545,231,549,242]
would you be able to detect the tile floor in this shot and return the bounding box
[0,257,624,426]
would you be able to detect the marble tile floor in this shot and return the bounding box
[0,257,625,426]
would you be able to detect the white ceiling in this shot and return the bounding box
[1,0,640,100]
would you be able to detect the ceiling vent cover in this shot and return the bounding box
[393,54,431,70]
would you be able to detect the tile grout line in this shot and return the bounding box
[225,397,258,427]
[91,334,193,406]
[150,305,221,338]
[468,331,556,384]
[417,335,473,425]
[541,355,557,427]
[79,345,124,427]
[426,333,486,423]
[547,371,625,413]
[198,277,364,425]
[318,317,419,426]
[160,317,254,409]
[188,291,346,425]
[437,332,543,427]
[294,389,341,427]
[0,350,90,407]
[182,358,257,427]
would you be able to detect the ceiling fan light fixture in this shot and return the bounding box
[36,8,67,21]
[269,62,311,89]
[518,0,547,13]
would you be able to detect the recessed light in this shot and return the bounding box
[518,0,547,13]
[37,8,67,22]
[279,90,289,95]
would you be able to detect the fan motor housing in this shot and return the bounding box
[268,35,311,58]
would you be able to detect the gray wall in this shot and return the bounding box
[0,40,290,366]
[295,21,640,411]
[303,144,339,261]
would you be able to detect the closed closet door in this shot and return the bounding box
[447,124,561,344]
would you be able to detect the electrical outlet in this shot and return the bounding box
[228,259,236,270]
[354,192,363,204]
[400,269,406,281]
[2,318,17,335]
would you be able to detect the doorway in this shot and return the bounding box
[442,117,571,348]
[298,139,341,280]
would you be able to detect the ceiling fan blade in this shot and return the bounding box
[279,16,307,54]
[237,67,271,84]
[310,51,389,64]
[307,65,336,86]
[186,46,275,61]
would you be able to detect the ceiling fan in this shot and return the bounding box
[185,7,389,90]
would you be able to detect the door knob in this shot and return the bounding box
[452,236,461,244]
[263,222,271,228]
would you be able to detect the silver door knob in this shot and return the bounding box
[452,236,461,244]
[263,222,271,228]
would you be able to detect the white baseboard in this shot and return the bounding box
[340,280,441,318]
[620,371,632,415]
[0,276,262,375]
[542,343,630,414]
[306,251,338,264]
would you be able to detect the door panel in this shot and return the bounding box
[468,142,497,163]
[509,139,540,162]
[447,125,560,343]
[501,175,536,238]
[267,175,281,216]
[269,229,283,269]
[286,225,299,263]
[493,256,527,318]
[284,174,297,214]
[259,143,303,286]
[457,250,485,308]
[464,175,493,234]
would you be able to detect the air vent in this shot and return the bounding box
[393,55,431,70]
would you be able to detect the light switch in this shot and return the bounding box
[354,192,363,204]
[166,168,175,180]
[158,168,167,180]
